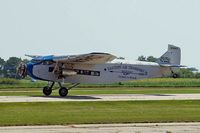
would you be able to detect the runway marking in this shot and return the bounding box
[1,94,200,102]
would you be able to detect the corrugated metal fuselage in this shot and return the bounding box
[27,61,171,84]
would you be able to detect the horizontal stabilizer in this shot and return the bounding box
[160,64,186,67]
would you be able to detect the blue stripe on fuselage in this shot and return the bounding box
[27,62,47,81]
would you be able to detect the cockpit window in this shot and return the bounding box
[30,59,54,65]
[42,61,54,65]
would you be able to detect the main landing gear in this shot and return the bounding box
[42,82,80,97]
[170,68,179,79]
[171,71,179,79]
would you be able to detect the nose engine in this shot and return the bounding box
[17,63,27,79]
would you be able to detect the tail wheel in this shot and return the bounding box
[172,73,179,78]
[43,86,52,96]
[59,87,68,97]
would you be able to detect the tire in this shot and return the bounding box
[43,86,52,96]
[59,87,68,97]
[172,73,179,78]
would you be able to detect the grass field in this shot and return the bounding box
[1,78,200,126]
[0,100,200,126]
[1,78,200,89]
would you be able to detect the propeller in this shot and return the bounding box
[16,63,27,79]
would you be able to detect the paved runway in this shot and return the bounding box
[1,123,200,133]
[1,94,200,102]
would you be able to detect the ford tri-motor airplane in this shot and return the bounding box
[17,45,182,97]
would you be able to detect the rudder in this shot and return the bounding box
[156,44,181,65]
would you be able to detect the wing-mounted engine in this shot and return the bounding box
[62,70,77,76]
[53,62,77,79]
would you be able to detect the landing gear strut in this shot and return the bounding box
[171,71,179,79]
[58,82,80,97]
[42,82,80,97]
[170,68,179,79]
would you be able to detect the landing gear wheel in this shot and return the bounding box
[59,87,68,97]
[172,73,179,78]
[43,86,52,96]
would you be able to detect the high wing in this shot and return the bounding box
[53,52,116,64]
[27,52,117,64]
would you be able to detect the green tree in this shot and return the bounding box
[0,57,5,77]
[0,57,5,66]
[146,56,157,62]
[177,68,195,78]
[138,55,157,62]
[137,55,146,61]
[4,57,22,78]
[195,73,200,78]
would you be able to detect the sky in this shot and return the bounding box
[0,0,199,70]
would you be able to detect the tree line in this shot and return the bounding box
[0,57,29,78]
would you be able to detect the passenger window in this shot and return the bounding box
[75,69,100,76]
[49,67,54,72]
[42,61,54,65]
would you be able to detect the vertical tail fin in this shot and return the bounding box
[156,44,181,65]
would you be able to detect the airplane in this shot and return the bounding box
[17,45,183,97]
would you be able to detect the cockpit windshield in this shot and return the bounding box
[31,59,54,65]
[31,59,42,64]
